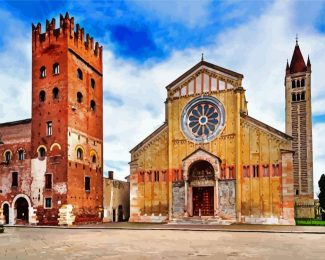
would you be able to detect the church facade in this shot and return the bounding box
[129,43,313,224]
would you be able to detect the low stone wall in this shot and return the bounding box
[172,182,185,218]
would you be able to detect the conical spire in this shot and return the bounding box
[289,41,307,73]
[307,55,311,67]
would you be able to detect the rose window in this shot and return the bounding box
[181,96,225,143]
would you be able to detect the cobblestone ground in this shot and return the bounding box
[0,227,324,259]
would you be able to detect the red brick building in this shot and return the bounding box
[0,13,103,225]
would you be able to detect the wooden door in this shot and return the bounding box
[192,186,214,216]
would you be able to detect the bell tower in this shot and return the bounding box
[285,40,313,199]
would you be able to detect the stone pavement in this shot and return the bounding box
[0,226,325,259]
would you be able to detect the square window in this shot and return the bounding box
[85,177,90,192]
[45,198,52,208]
[12,172,18,187]
[45,174,52,189]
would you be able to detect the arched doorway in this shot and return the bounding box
[3,203,9,224]
[118,205,123,222]
[15,197,29,224]
[189,160,215,216]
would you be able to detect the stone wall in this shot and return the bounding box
[218,180,236,218]
[172,182,185,217]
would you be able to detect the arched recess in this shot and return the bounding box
[1,201,10,224]
[90,149,98,164]
[181,148,221,217]
[50,143,61,151]
[12,194,33,224]
[3,149,13,162]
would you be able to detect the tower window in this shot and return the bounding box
[47,121,53,136]
[45,174,52,189]
[301,78,305,87]
[90,100,96,111]
[38,147,46,158]
[91,78,95,89]
[92,155,96,163]
[297,93,301,101]
[297,80,300,88]
[39,90,46,102]
[301,92,305,101]
[77,68,83,80]
[12,172,18,187]
[5,151,11,162]
[45,198,52,208]
[154,171,159,182]
[18,150,25,161]
[292,80,296,88]
[139,172,145,182]
[85,176,90,192]
[263,165,269,177]
[77,148,83,160]
[40,66,46,78]
[292,93,296,102]
[53,63,59,75]
[53,87,59,100]
[77,92,83,103]
[253,165,259,178]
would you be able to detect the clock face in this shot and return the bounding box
[181,96,225,143]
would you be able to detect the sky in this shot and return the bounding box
[0,0,324,196]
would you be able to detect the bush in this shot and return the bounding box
[0,225,4,233]
[295,219,325,226]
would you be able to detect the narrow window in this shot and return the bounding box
[297,93,301,101]
[39,90,46,102]
[12,172,18,187]
[77,148,83,160]
[5,151,11,162]
[273,164,280,177]
[296,189,299,195]
[18,150,25,161]
[47,121,53,136]
[45,198,52,208]
[92,155,96,163]
[292,80,296,88]
[297,80,300,88]
[53,87,59,100]
[85,176,90,192]
[53,63,59,75]
[91,78,95,89]
[229,166,235,179]
[253,165,259,178]
[40,66,46,78]
[90,100,96,111]
[38,147,46,158]
[162,171,166,182]
[221,167,226,179]
[301,78,305,87]
[292,93,296,102]
[148,172,152,182]
[77,92,83,103]
[263,165,269,177]
[77,68,83,80]
[139,172,145,182]
[301,92,305,101]
[154,171,159,182]
[45,174,52,189]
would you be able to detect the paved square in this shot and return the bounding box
[0,227,324,259]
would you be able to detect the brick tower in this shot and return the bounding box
[285,40,313,205]
[31,13,103,225]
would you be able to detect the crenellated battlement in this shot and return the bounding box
[32,12,102,59]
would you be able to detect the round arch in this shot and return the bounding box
[12,194,32,224]
[50,143,62,151]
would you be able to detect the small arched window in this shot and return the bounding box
[297,80,300,88]
[77,92,83,103]
[292,93,296,102]
[4,151,11,162]
[77,69,83,80]
[301,92,305,101]
[53,63,59,75]
[297,93,301,101]
[39,90,46,102]
[18,150,25,161]
[40,66,46,78]
[301,78,305,87]
[77,148,83,160]
[92,155,96,163]
[91,78,95,89]
[53,87,59,100]
[38,147,46,158]
[90,100,96,111]
[292,80,296,88]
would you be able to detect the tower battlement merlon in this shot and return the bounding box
[32,12,103,60]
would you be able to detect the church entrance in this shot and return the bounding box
[192,187,214,216]
[15,197,29,224]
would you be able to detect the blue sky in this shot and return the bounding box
[0,0,325,195]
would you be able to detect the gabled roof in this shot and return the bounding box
[289,43,307,74]
[166,60,244,90]
[240,113,292,141]
[0,118,32,127]
[129,122,168,153]
[182,147,221,163]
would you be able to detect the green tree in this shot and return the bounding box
[318,174,325,220]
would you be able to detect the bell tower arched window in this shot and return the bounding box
[77,69,83,80]
[90,100,96,111]
[40,66,46,78]
[292,80,296,88]
[77,92,83,103]
[39,90,46,102]
[77,148,83,160]
[53,87,59,100]
[53,63,59,75]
